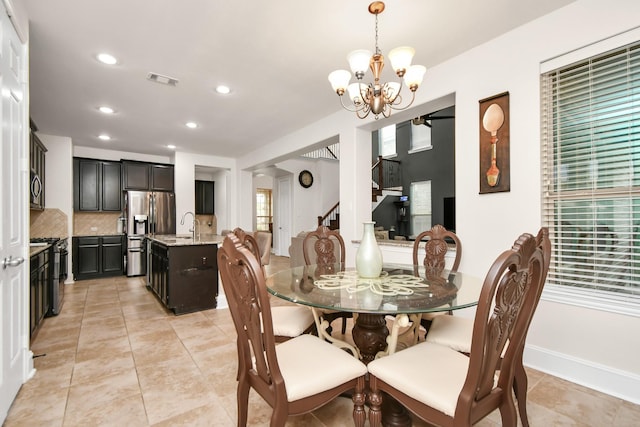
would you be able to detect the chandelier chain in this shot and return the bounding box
[374,12,380,55]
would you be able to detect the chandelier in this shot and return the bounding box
[328,1,426,120]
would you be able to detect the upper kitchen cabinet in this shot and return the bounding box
[122,160,174,192]
[122,160,149,190]
[151,164,174,192]
[195,180,214,215]
[30,121,47,210]
[73,157,122,212]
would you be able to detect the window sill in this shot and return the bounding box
[408,146,433,154]
[541,283,640,317]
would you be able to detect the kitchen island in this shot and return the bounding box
[146,234,224,314]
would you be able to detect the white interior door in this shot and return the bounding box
[276,176,292,256]
[0,4,29,423]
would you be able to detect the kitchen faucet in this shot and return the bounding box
[180,211,200,240]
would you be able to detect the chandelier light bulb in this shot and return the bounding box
[348,50,372,78]
[404,65,427,90]
[388,46,415,76]
[328,69,352,94]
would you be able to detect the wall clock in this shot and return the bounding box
[298,170,313,188]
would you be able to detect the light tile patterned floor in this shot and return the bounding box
[4,256,640,426]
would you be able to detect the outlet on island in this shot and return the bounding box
[90,227,98,231]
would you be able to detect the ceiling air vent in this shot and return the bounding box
[146,72,179,86]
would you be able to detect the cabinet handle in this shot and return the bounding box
[2,256,25,269]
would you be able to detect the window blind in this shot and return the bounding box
[411,122,432,151]
[541,41,640,314]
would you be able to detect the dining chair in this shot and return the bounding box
[366,231,548,427]
[383,224,461,353]
[302,225,353,335]
[423,227,551,426]
[217,233,368,427]
[232,227,315,342]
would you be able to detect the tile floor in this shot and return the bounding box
[4,255,640,426]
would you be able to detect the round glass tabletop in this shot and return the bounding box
[266,263,483,315]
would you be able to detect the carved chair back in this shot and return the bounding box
[217,233,284,406]
[302,226,346,275]
[456,232,547,421]
[412,224,462,279]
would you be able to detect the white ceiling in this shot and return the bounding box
[24,0,575,158]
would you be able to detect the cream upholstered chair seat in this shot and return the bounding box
[368,342,470,417]
[424,315,473,353]
[270,306,315,339]
[275,334,368,402]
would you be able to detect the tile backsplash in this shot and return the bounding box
[195,214,217,234]
[30,208,69,238]
[32,211,217,238]
[74,212,122,236]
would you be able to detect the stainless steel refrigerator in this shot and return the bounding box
[125,191,176,276]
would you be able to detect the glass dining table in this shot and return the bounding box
[266,262,484,363]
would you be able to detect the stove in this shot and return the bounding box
[30,237,68,316]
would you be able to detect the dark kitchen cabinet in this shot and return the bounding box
[30,122,47,211]
[122,160,150,191]
[72,235,124,280]
[122,160,174,191]
[147,241,218,314]
[148,241,169,305]
[30,247,50,340]
[73,158,122,211]
[195,180,215,215]
[151,164,174,191]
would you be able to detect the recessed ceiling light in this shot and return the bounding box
[98,106,114,114]
[185,122,198,129]
[98,134,111,141]
[97,53,117,65]
[215,85,231,94]
[167,144,176,149]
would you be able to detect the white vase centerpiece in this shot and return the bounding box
[356,221,383,278]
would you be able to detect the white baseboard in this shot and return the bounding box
[524,344,640,405]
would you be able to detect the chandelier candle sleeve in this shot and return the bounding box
[327,1,426,119]
[356,221,383,278]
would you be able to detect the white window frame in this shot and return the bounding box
[378,124,397,158]
[409,122,432,154]
[540,33,640,317]
[410,180,431,238]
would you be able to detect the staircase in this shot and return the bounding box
[372,155,402,202]
[314,156,403,230]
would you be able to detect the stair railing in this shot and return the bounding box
[318,202,340,230]
[372,155,402,198]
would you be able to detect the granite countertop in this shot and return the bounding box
[147,234,224,247]
[352,239,414,248]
